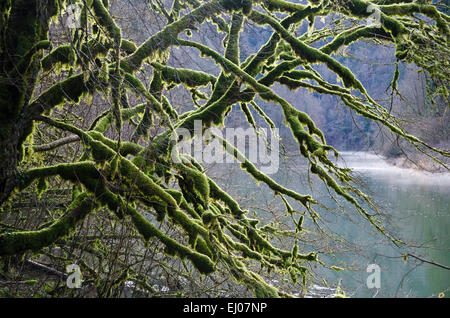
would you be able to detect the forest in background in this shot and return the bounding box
[163,1,449,169]
[234,15,449,166]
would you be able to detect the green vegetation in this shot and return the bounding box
[0,0,448,298]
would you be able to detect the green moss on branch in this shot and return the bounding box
[92,0,121,45]
[0,193,97,256]
[126,204,215,274]
[41,45,75,72]
[151,62,216,88]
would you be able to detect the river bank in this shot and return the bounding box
[384,154,449,173]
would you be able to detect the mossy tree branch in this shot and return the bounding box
[1,0,449,298]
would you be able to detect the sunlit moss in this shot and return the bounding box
[151,62,216,88]
[41,45,75,72]
[126,204,215,274]
[1,0,449,299]
[92,0,121,45]
[177,164,210,209]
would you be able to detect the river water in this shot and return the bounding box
[212,151,450,297]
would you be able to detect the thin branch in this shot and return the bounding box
[406,253,450,270]
[33,135,80,152]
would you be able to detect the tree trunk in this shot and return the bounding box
[0,0,57,205]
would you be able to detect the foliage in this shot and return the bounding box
[0,0,448,297]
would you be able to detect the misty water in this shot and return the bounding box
[212,151,450,297]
